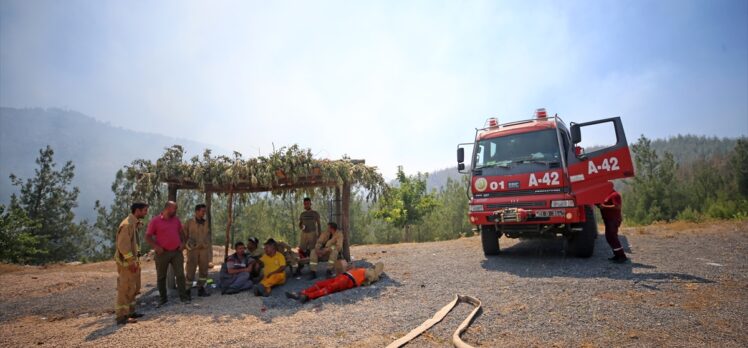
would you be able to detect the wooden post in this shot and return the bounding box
[166,183,178,290]
[205,191,213,264]
[334,186,342,225]
[341,181,351,262]
[224,192,234,259]
[167,184,177,202]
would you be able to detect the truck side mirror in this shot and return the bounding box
[457,147,465,164]
[458,163,465,171]
[570,124,581,144]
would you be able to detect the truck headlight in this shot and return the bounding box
[469,204,484,212]
[551,199,575,208]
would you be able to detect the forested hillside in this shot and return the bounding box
[0,108,221,220]
[1,107,745,264]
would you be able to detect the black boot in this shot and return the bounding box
[198,287,210,297]
[285,291,300,300]
[307,272,317,280]
[608,255,629,263]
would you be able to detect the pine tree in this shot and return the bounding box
[9,146,86,262]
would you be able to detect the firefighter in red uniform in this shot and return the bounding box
[598,189,628,263]
[285,262,384,303]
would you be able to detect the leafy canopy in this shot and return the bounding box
[123,144,386,200]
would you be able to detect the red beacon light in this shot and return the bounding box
[485,117,499,128]
[535,108,547,119]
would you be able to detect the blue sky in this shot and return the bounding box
[1,0,746,176]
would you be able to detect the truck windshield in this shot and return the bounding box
[474,129,561,169]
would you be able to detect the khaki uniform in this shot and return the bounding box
[310,229,344,272]
[248,247,264,259]
[298,209,321,252]
[114,214,142,321]
[184,217,211,288]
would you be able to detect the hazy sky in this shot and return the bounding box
[1,0,747,177]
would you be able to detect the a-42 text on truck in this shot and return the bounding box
[456,108,635,257]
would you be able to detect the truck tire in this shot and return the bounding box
[567,206,597,258]
[481,225,501,255]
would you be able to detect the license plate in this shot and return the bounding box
[535,210,565,217]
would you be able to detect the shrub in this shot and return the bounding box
[676,206,703,223]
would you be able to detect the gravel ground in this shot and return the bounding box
[0,220,746,347]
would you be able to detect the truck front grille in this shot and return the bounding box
[486,201,546,209]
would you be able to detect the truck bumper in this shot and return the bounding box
[469,206,586,225]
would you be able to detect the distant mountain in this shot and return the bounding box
[426,167,464,191]
[424,135,742,190]
[0,107,223,220]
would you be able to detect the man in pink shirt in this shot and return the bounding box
[146,201,190,305]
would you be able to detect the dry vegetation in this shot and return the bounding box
[0,220,746,347]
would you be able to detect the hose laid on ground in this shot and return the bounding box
[386,295,482,348]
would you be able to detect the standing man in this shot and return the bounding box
[598,189,628,263]
[114,202,149,325]
[184,204,211,297]
[295,197,321,276]
[146,201,191,306]
[308,222,344,279]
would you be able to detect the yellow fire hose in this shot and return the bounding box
[386,295,482,348]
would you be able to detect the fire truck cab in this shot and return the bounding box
[457,109,635,257]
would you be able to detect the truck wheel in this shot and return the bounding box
[567,206,597,258]
[481,225,501,255]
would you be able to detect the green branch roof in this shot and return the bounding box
[122,145,386,199]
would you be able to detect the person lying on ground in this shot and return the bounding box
[219,242,255,295]
[253,238,286,297]
[286,262,384,303]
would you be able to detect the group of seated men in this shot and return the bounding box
[219,221,365,298]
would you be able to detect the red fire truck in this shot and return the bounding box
[456,109,635,257]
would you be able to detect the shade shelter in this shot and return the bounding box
[124,145,385,261]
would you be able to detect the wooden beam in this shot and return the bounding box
[341,181,351,262]
[165,180,339,193]
[224,192,234,259]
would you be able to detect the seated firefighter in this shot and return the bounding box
[286,262,385,303]
[246,237,263,280]
[219,242,255,295]
[247,237,264,259]
[308,222,344,279]
[276,240,299,274]
[253,238,287,297]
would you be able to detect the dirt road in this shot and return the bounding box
[0,221,746,347]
